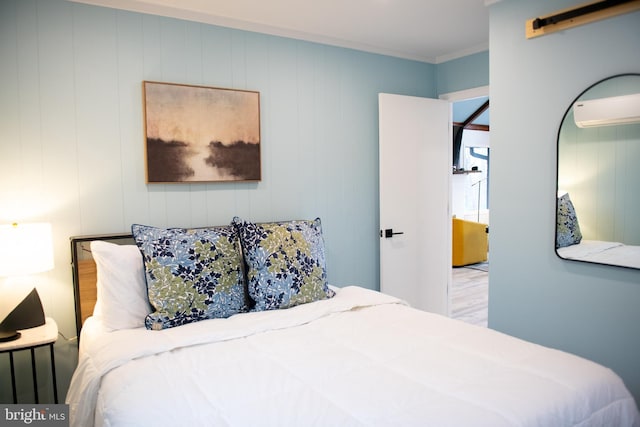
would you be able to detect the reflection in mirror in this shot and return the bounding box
[556,73,640,269]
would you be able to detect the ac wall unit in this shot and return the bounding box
[573,92,640,128]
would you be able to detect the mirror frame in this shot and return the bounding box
[555,72,640,270]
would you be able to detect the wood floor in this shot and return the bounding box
[451,262,488,327]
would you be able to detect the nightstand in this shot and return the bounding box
[0,317,58,403]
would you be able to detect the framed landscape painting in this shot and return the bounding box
[143,81,261,183]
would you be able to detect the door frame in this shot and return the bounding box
[440,85,490,314]
[439,86,490,103]
[441,85,490,218]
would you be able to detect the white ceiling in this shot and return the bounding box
[70,0,493,63]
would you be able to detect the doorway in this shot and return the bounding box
[440,87,490,327]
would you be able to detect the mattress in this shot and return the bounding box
[66,286,639,427]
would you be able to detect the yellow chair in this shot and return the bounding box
[452,218,488,267]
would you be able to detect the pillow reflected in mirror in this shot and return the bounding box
[556,193,582,249]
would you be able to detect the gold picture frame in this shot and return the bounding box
[143,81,261,183]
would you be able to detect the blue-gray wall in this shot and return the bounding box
[0,0,437,402]
[437,51,489,95]
[489,0,640,404]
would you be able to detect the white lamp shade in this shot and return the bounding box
[0,223,54,277]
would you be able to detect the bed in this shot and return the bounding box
[66,219,640,427]
[557,240,640,269]
[556,193,640,269]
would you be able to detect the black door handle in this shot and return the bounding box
[381,228,404,238]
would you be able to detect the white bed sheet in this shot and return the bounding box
[558,240,640,268]
[66,286,639,427]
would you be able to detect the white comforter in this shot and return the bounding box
[66,286,639,427]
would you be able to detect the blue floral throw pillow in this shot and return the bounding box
[131,224,248,330]
[556,193,583,248]
[232,217,335,311]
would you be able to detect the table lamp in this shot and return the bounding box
[0,222,54,342]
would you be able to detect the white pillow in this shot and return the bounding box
[91,241,151,330]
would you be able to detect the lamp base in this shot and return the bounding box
[0,288,45,333]
[0,330,21,342]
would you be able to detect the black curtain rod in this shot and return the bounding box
[532,0,634,29]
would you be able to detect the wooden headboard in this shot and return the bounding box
[70,233,134,337]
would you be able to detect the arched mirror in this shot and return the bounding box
[556,73,640,269]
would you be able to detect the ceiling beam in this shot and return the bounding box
[453,123,489,132]
[457,99,490,131]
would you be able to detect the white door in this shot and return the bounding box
[379,93,451,315]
